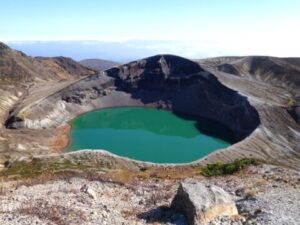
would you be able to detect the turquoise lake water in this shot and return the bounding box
[68,107,232,163]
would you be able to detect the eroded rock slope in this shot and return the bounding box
[0,42,299,169]
[7,55,260,142]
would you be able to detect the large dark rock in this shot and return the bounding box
[106,54,204,91]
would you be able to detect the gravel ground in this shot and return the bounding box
[0,164,299,225]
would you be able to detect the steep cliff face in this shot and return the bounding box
[105,55,259,139]
[5,55,260,142]
[196,56,300,169]
[198,56,300,124]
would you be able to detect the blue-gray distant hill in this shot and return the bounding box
[79,59,119,71]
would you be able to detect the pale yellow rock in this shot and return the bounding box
[171,180,238,225]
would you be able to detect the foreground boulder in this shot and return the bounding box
[171,180,238,225]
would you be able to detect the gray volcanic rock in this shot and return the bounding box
[213,56,300,92]
[197,56,243,68]
[198,56,300,90]
[105,55,260,140]
[7,54,260,142]
[171,180,238,225]
[197,56,300,169]
[198,56,300,124]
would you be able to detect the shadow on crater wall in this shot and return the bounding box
[105,54,260,142]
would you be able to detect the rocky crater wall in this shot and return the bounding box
[6,55,260,142]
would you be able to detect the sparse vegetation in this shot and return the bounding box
[0,154,203,186]
[286,97,295,107]
[18,200,86,225]
[201,158,259,177]
[0,156,111,180]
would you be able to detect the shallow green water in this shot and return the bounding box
[68,107,232,163]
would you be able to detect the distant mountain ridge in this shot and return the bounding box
[79,58,119,71]
[36,56,97,79]
[0,42,96,85]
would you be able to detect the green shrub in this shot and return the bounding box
[223,163,239,174]
[201,158,258,177]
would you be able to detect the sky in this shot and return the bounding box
[1,0,300,61]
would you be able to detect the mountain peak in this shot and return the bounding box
[0,42,10,50]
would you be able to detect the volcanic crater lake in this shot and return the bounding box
[68,107,233,163]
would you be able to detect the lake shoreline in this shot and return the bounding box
[67,107,232,163]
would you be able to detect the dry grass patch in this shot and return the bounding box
[137,165,200,180]
[13,169,127,189]
[103,169,135,184]
[1,154,202,189]
[17,200,86,225]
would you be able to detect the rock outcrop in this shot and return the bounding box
[171,180,238,225]
[197,56,300,169]
[106,55,260,140]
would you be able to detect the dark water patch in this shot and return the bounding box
[173,112,236,144]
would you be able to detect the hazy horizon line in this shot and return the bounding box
[3,39,299,62]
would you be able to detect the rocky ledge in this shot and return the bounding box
[0,164,299,225]
[171,180,238,224]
